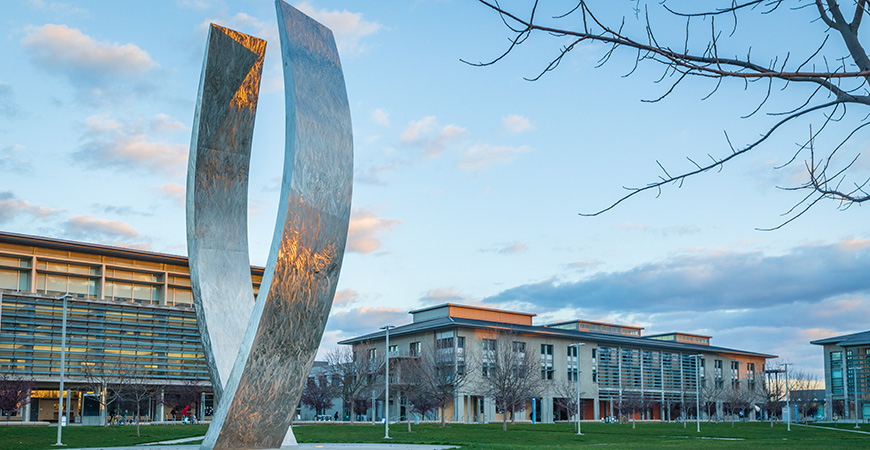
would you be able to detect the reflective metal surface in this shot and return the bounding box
[186,24,265,403]
[190,2,353,449]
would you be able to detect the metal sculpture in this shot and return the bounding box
[186,1,353,449]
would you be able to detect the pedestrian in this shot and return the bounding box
[334,411,338,421]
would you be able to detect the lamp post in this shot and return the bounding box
[568,343,585,435]
[54,294,72,447]
[380,325,395,439]
[690,354,703,433]
[781,363,792,432]
[854,365,861,429]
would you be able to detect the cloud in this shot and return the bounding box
[295,1,381,55]
[0,191,63,223]
[346,209,401,254]
[26,1,88,17]
[333,289,361,307]
[400,116,467,157]
[20,24,155,101]
[150,113,187,133]
[502,114,533,133]
[0,144,32,173]
[371,108,390,126]
[481,242,528,254]
[355,162,399,185]
[157,183,185,204]
[458,143,532,172]
[486,239,870,315]
[325,306,407,336]
[0,82,20,118]
[420,287,469,304]
[564,261,601,271]
[74,114,188,176]
[91,204,153,217]
[620,222,701,237]
[62,215,140,241]
[200,12,276,43]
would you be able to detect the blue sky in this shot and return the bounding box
[2,0,869,379]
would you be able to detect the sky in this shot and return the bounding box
[2,0,870,380]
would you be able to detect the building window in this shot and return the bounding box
[0,254,31,291]
[731,361,740,387]
[388,344,398,356]
[540,344,554,380]
[715,359,723,388]
[567,345,579,382]
[436,336,453,350]
[368,348,378,359]
[409,341,421,357]
[482,339,496,378]
[831,351,844,396]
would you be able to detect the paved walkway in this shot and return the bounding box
[795,423,870,434]
[68,443,459,450]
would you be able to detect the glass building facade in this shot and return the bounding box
[0,231,264,423]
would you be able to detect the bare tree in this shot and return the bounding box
[471,1,870,226]
[300,374,336,418]
[789,369,820,423]
[0,373,34,422]
[722,380,753,427]
[481,333,542,431]
[325,347,378,425]
[79,357,126,427]
[700,379,724,422]
[162,380,203,422]
[551,380,586,421]
[405,341,472,427]
[758,370,787,427]
[618,391,649,429]
[109,363,162,437]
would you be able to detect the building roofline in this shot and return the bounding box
[408,302,536,318]
[338,316,776,359]
[810,329,870,346]
[645,331,713,339]
[546,319,644,331]
[0,230,265,273]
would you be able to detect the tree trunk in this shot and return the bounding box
[632,418,636,429]
[135,402,141,437]
[349,402,355,425]
[502,413,507,431]
[407,414,411,432]
[440,406,446,427]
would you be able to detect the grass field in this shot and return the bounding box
[1,421,869,450]
[0,424,208,450]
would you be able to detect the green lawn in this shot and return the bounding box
[294,421,870,449]
[1,422,869,450]
[0,424,208,450]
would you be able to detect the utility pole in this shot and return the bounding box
[380,325,395,439]
[691,354,703,433]
[782,363,792,432]
[568,343,585,435]
[53,294,72,447]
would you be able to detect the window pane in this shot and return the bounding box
[0,269,19,290]
[46,274,67,293]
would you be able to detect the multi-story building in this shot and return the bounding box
[0,231,267,423]
[811,330,870,421]
[340,303,775,424]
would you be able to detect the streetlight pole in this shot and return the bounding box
[854,366,861,429]
[782,363,792,432]
[380,325,395,439]
[54,294,72,447]
[691,354,703,433]
[569,343,585,436]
